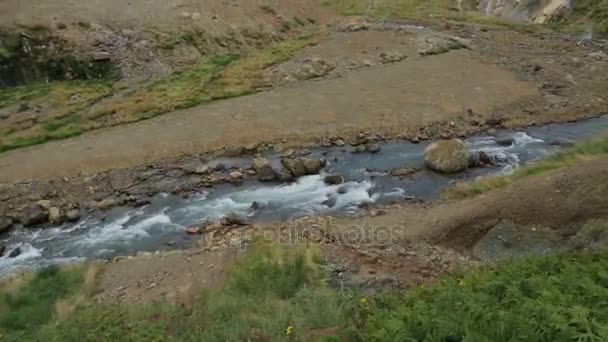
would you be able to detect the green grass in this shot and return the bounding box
[358,252,608,341]
[0,264,96,338]
[9,242,351,341]
[3,244,608,341]
[0,34,318,154]
[443,135,608,199]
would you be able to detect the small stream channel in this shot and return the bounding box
[1,116,607,275]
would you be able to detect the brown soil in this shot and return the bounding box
[97,248,236,305]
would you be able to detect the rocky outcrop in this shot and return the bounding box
[424,139,470,173]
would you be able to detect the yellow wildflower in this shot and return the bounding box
[360,297,368,305]
[286,325,294,335]
[459,279,466,287]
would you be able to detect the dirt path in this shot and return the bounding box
[0,48,538,182]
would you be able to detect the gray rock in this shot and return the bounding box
[469,151,494,168]
[324,175,345,185]
[337,16,370,32]
[221,213,248,227]
[0,216,13,233]
[390,167,419,177]
[37,200,52,211]
[281,158,307,178]
[294,58,335,80]
[8,247,21,258]
[251,157,276,181]
[379,52,407,64]
[352,145,367,154]
[20,205,48,227]
[418,35,470,56]
[322,195,338,208]
[48,207,64,224]
[96,198,119,210]
[301,158,323,174]
[424,139,470,173]
[93,51,111,61]
[66,209,81,222]
[365,143,381,153]
[495,136,515,146]
[0,244,5,257]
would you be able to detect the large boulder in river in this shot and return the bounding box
[251,157,276,181]
[20,204,48,227]
[424,139,470,173]
[0,216,13,233]
[281,158,324,178]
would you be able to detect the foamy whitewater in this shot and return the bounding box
[1,116,607,275]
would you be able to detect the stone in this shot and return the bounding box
[20,204,48,227]
[337,16,370,32]
[0,244,5,257]
[322,195,337,208]
[0,216,13,233]
[495,136,515,146]
[66,209,81,222]
[230,170,244,180]
[251,157,276,181]
[469,151,494,168]
[390,167,419,177]
[48,207,64,224]
[302,158,323,174]
[324,175,345,185]
[93,51,111,61]
[194,166,211,175]
[8,247,21,258]
[186,227,202,235]
[37,200,52,211]
[96,198,118,210]
[379,52,407,64]
[250,201,265,213]
[224,146,244,157]
[418,35,470,56]
[352,145,367,154]
[337,185,349,194]
[221,213,248,227]
[487,128,497,135]
[365,143,381,153]
[424,139,470,173]
[294,58,335,80]
[281,158,306,178]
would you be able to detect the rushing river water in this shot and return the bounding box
[1,116,607,275]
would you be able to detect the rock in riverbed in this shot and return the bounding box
[0,244,5,257]
[0,216,13,233]
[324,175,345,185]
[251,157,277,181]
[20,204,48,227]
[424,139,470,173]
[8,247,21,258]
[281,158,324,178]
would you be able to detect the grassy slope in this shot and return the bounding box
[0,34,319,153]
[3,243,608,341]
[443,135,608,199]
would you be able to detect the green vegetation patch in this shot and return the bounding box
[443,135,608,199]
[3,245,608,341]
[360,252,608,341]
